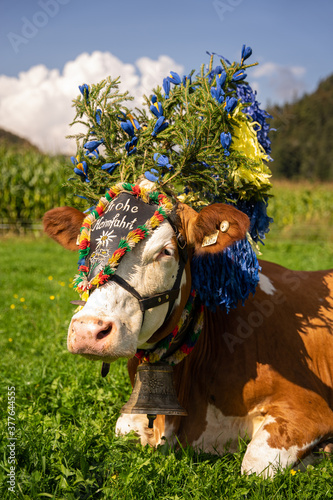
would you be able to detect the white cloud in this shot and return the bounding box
[0,51,184,154]
[252,62,306,103]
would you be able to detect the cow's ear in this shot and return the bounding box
[178,202,250,255]
[43,207,85,251]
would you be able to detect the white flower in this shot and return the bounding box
[95,230,116,247]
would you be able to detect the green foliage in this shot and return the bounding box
[66,55,272,209]
[269,74,333,181]
[0,227,332,499]
[269,181,333,228]
[0,146,70,226]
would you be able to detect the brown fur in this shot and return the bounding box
[177,202,249,255]
[44,201,333,470]
[43,207,85,251]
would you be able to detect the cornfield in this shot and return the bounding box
[0,147,69,229]
[0,147,332,238]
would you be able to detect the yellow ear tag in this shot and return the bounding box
[202,230,219,248]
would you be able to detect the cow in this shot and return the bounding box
[43,194,333,478]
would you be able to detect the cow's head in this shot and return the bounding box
[43,195,249,363]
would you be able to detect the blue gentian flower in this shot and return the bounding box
[101,162,120,174]
[130,116,141,131]
[153,153,173,170]
[84,139,104,152]
[163,78,170,98]
[95,109,102,125]
[85,149,99,159]
[125,136,138,156]
[79,84,89,101]
[236,83,273,155]
[232,70,247,82]
[225,96,238,114]
[182,74,192,86]
[220,132,232,156]
[150,96,164,118]
[211,86,225,104]
[216,71,227,89]
[152,116,169,137]
[144,168,159,182]
[121,120,135,137]
[74,160,90,182]
[117,111,127,122]
[167,71,181,85]
[206,51,231,66]
[241,45,252,63]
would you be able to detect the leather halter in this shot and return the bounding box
[106,224,188,322]
[71,219,188,378]
[72,220,188,324]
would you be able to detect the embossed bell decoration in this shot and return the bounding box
[121,362,188,428]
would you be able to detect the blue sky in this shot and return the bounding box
[1,0,332,152]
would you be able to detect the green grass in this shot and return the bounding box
[1,235,332,499]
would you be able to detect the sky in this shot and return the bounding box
[1,0,332,153]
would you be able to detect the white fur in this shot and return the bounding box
[191,403,265,455]
[115,414,156,446]
[241,416,320,477]
[68,222,185,361]
[258,273,276,296]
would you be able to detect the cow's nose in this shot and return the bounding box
[68,316,116,355]
[73,317,115,340]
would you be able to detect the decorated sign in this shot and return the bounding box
[73,184,174,295]
[87,192,157,281]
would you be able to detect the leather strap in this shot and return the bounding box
[110,274,180,312]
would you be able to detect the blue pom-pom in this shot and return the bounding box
[191,238,260,312]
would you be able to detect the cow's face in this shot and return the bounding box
[44,199,249,363]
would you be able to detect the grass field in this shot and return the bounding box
[1,192,333,498]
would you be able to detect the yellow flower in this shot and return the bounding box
[49,296,55,300]
[59,282,65,287]
[10,304,15,309]
[8,338,13,342]
[20,297,25,302]
[290,469,297,475]
[13,294,18,299]
[48,276,53,281]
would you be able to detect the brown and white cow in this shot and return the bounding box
[44,199,333,477]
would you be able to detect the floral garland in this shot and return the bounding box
[135,290,204,366]
[73,183,173,294]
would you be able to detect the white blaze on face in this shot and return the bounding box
[68,222,184,362]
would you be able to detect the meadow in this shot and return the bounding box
[0,182,332,499]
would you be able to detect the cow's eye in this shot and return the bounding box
[156,247,174,260]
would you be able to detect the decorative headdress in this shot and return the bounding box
[67,45,273,310]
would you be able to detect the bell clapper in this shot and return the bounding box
[147,414,157,429]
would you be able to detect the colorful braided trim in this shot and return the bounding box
[73,183,173,294]
[135,290,204,366]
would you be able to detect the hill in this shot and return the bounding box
[0,128,38,151]
[268,74,333,181]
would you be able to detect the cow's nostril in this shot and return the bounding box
[96,325,113,340]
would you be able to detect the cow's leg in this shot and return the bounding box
[241,415,322,478]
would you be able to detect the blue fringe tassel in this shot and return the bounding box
[191,238,260,312]
[235,198,273,244]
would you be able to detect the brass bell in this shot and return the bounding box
[121,362,188,428]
